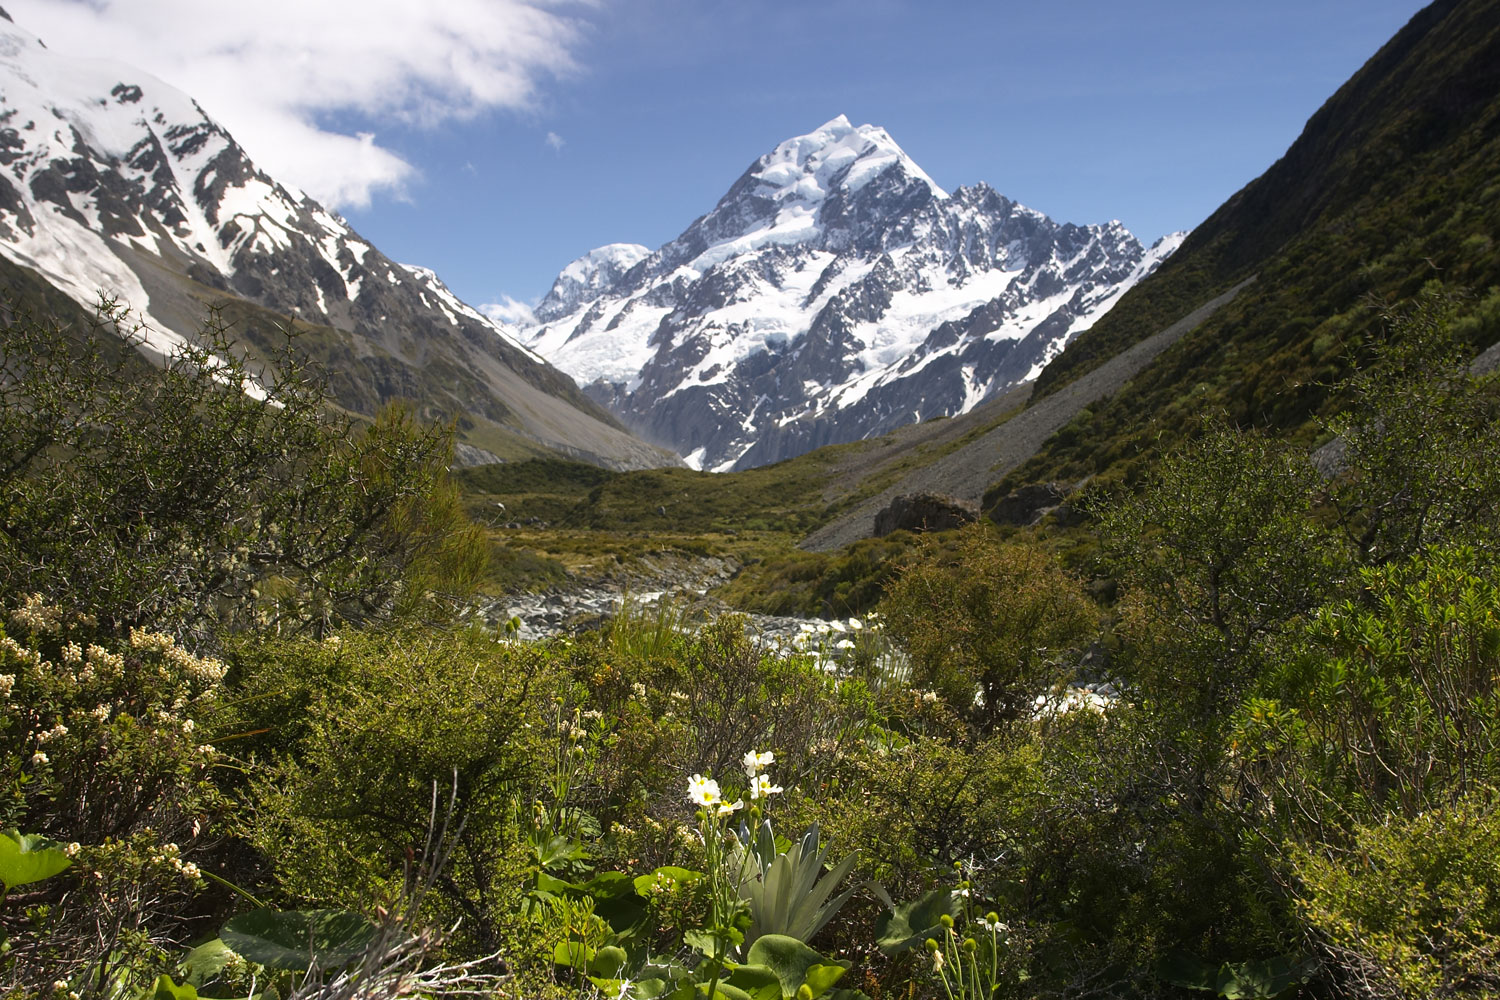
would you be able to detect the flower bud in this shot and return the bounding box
[963,938,977,955]
[939,914,954,929]
[924,938,939,953]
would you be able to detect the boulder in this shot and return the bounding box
[873,493,979,536]
[988,482,1068,527]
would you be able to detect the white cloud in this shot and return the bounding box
[545,130,566,152]
[4,0,590,209]
[482,295,538,327]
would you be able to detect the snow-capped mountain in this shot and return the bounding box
[523,116,1182,471]
[0,10,672,470]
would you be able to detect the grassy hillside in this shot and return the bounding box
[1000,0,1500,496]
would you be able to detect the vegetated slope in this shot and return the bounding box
[999,0,1500,496]
[0,11,674,470]
[521,116,1180,471]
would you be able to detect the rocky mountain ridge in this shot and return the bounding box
[0,10,672,469]
[522,115,1181,471]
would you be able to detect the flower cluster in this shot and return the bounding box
[10,593,64,633]
[687,773,742,817]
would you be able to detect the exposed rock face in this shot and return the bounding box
[873,493,979,536]
[989,482,1069,527]
[0,16,674,470]
[523,116,1182,471]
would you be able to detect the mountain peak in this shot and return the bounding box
[753,116,946,203]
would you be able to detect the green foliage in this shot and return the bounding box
[0,828,70,892]
[0,300,485,640]
[225,629,554,951]
[731,821,860,947]
[1254,546,1500,827]
[1291,793,1500,998]
[1326,290,1500,565]
[874,889,961,955]
[1093,420,1334,726]
[218,907,376,972]
[882,529,1096,730]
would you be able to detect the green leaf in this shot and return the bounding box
[874,890,960,955]
[725,964,783,1000]
[700,984,755,1000]
[0,828,71,890]
[591,944,629,978]
[180,938,235,986]
[802,964,848,998]
[1157,951,1218,991]
[149,974,201,1000]
[747,934,840,998]
[1216,955,1320,999]
[634,865,705,897]
[554,941,594,971]
[220,908,377,972]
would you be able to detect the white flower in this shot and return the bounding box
[687,773,721,808]
[714,799,744,817]
[743,749,775,776]
[826,620,846,633]
[749,774,783,800]
[630,682,647,698]
[834,639,855,650]
[30,750,48,765]
[846,618,863,631]
[932,950,945,973]
[922,690,940,703]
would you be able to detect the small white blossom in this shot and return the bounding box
[846,618,863,631]
[743,749,775,776]
[687,773,721,808]
[714,799,744,817]
[749,774,783,800]
[30,750,48,765]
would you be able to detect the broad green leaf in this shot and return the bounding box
[149,974,200,1000]
[699,984,755,1000]
[591,944,629,978]
[725,963,783,1000]
[634,866,705,897]
[747,934,836,997]
[874,890,959,955]
[803,964,848,998]
[220,908,376,972]
[0,828,71,890]
[554,941,594,970]
[579,871,638,899]
[180,938,235,985]
[1216,955,1320,999]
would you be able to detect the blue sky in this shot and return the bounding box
[8,0,1432,313]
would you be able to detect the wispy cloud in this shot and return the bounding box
[481,295,538,326]
[5,0,592,209]
[545,130,566,152]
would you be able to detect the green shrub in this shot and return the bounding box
[881,529,1096,731]
[1292,792,1500,998]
